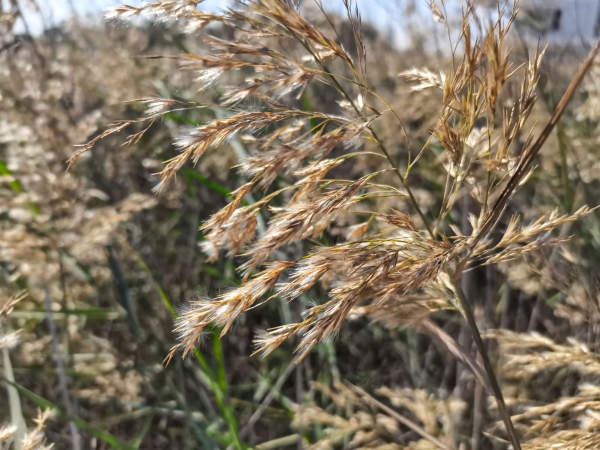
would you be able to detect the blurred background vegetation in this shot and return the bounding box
[2,1,600,449]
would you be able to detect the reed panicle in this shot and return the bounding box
[485,330,600,449]
[72,1,600,447]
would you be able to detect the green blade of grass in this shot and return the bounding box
[184,169,250,207]
[200,264,240,286]
[107,246,139,336]
[302,93,318,131]
[212,333,228,393]
[61,251,98,286]
[0,160,42,216]
[130,414,153,449]
[0,160,23,192]
[163,111,202,127]
[133,251,176,318]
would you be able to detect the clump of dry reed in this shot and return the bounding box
[486,330,600,449]
[292,381,462,450]
[71,0,600,448]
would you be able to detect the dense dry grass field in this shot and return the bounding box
[2,1,600,449]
